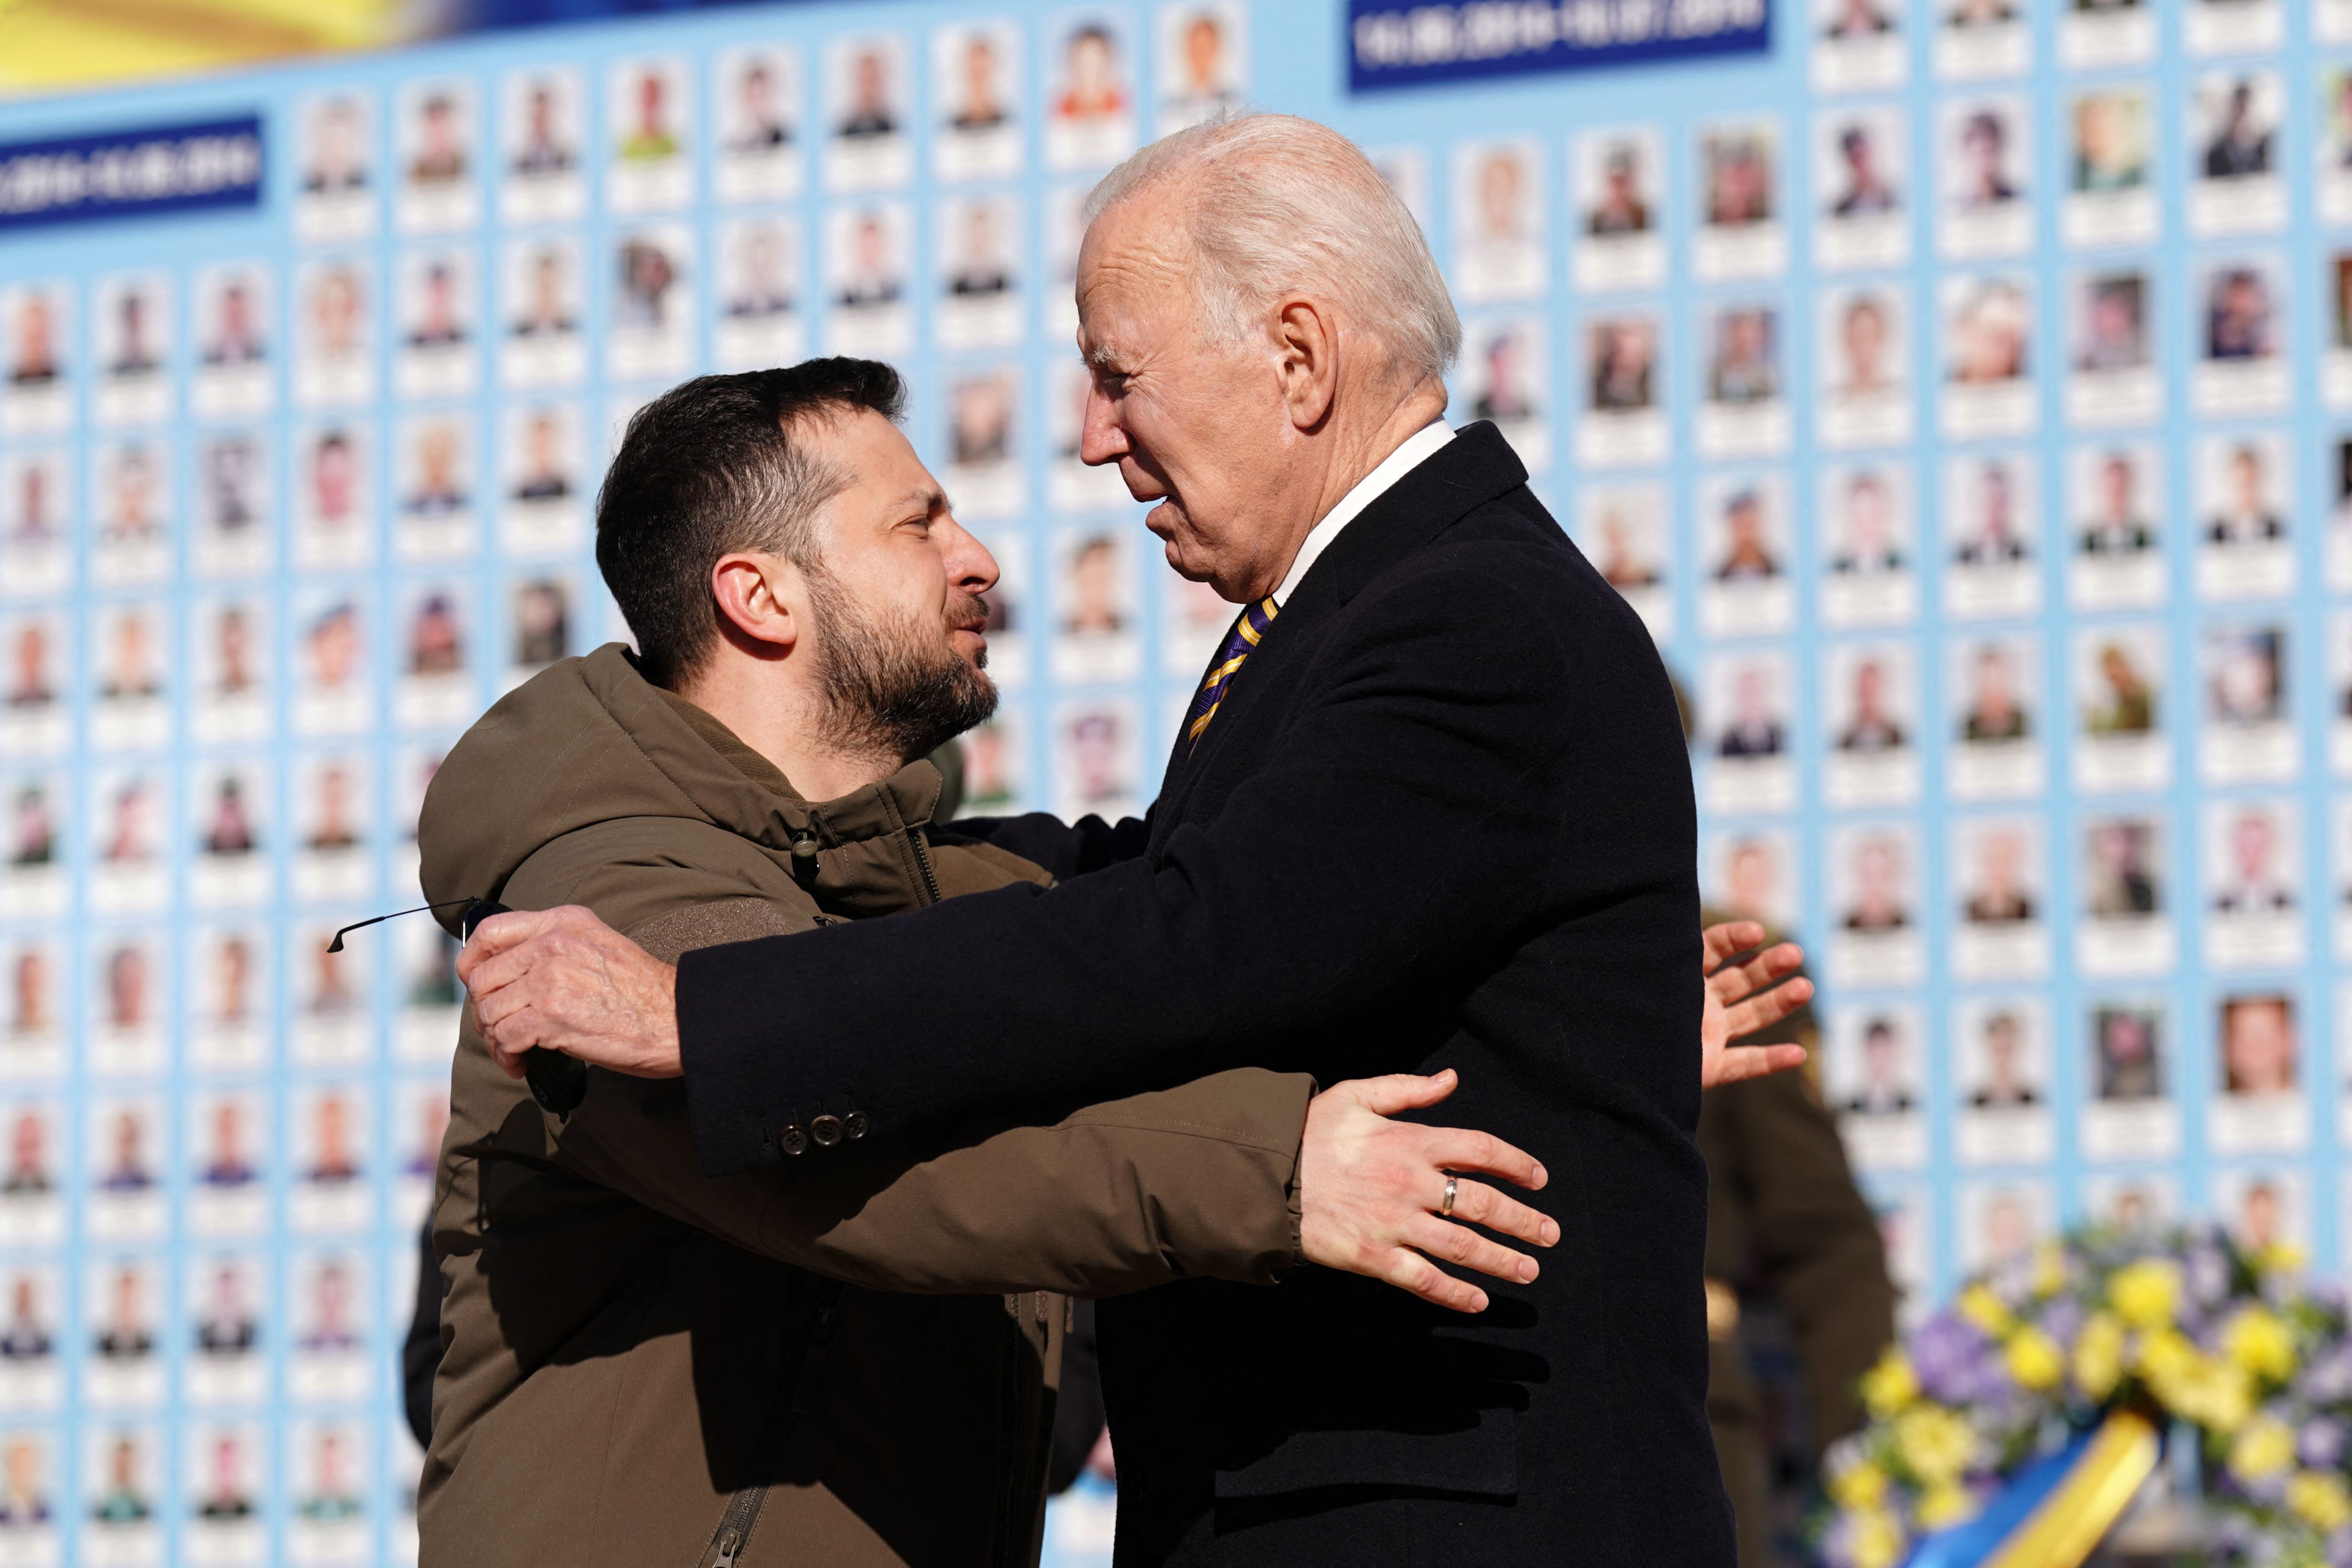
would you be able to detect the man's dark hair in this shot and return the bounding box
[595,359,906,687]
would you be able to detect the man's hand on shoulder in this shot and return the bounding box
[458,906,684,1080]
[1700,919,1812,1090]
[1298,1069,1558,1314]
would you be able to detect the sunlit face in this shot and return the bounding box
[1725,842,1774,919]
[1985,1196,2029,1262]
[2231,811,2275,881]
[798,409,999,683]
[854,51,886,114]
[3,1440,36,1504]
[2224,1000,2294,1093]
[1979,830,2022,894]
[1076,192,1298,601]
[1985,1017,2021,1077]
[1069,32,1115,99]
[1185,19,1222,88]
[1855,838,1900,903]
[2241,1184,2280,1250]
[14,296,53,374]
[961,40,995,107]
[1842,302,1887,385]
[1852,659,1886,717]
[2099,456,2133,517]
[1849,479,1891,549]
[2104,1013,2149,1063]
[1974,648,2014,709]
[313,439,355,519]
[1862,1026,1899,1087]
[313,271,360,355]
[1478,154,1524,240]
[2229,448,2263,513]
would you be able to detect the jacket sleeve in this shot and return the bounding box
[938,811,1151,882]
[470,843,1310,1297]
[678,550,1656,1172]
[1705,1070,1895,1450]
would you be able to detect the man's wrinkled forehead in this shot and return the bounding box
[1077,194,1194,343]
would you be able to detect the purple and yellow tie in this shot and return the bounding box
[1186,596,1279,750]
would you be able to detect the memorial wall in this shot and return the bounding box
[0,0,2344,1559]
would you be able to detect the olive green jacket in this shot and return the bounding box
[417,645,1314,1568]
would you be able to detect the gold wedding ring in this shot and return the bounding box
[1440,1175,1458,1218]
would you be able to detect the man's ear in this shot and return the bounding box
[1273,296,1339,432]
[710,553,800,658]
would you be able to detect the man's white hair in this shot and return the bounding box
[1082,112,1461,389]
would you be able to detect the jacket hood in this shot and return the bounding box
[417,642,946,935]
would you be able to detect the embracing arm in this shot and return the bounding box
[466,836,1556,1309]
[467,556,1796,1172]
[466,839,1309,1296]
[941,811,1150,882]
[669,557,1667,1168]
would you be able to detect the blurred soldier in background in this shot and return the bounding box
[1677,673,1897,1568]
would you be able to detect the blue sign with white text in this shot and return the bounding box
[0,115,263,231]
[1347,0,1771,91]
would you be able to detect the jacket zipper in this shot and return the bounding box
[908,827,945,907]
[695,1281,850,1568]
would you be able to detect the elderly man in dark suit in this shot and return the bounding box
[461,113,1798,1566]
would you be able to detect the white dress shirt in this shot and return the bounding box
[1271,420,1456,607]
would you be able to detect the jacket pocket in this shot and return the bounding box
[1210,1404,1518,1501]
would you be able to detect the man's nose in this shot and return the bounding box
[943,516,1000,597]
[1078,383,1128,469]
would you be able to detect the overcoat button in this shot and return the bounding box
[779,1124,808,1156]
[810,1114,844,1147]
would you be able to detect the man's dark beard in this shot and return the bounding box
[808,572,998,769]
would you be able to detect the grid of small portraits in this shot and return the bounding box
[0,7,1255,1562]
[2,0,2352,1561]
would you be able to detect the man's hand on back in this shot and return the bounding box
[1700,919,1812,1090]
[1297,1070,1557,1315]
[458,906,683,1080]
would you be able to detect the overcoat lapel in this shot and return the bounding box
[1145,423,1532,824]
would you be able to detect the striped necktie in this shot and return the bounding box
[1186,596,1279,749]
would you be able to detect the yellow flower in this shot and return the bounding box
[2004,1327,2064,1392]
[1917,1483,1979,1531]
[1893,1405,1977,1488]
[1958,1284,2012,1337]
[2030,1241,2066,1297]
[1860,1350,1918,1418]
[2255,1241,2306,1276]
[1828,1460,1887,1512]
[2225,1416,2295,1483]
[2187,1362,2253,1434]
[2220,1306,2296,1384]
[2136,1331,2254,1432]
[1848,1510,1906,1568]
[2136,1328,2196,1383]
[2072,1313,2125,1401]
[2109,1260,2180,1329]
[2287,1472,2352,1533]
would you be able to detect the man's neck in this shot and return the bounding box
[671,661,896,803]
[1255,381,1449,600]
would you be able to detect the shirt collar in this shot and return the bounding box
[1271,420,1456,608]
